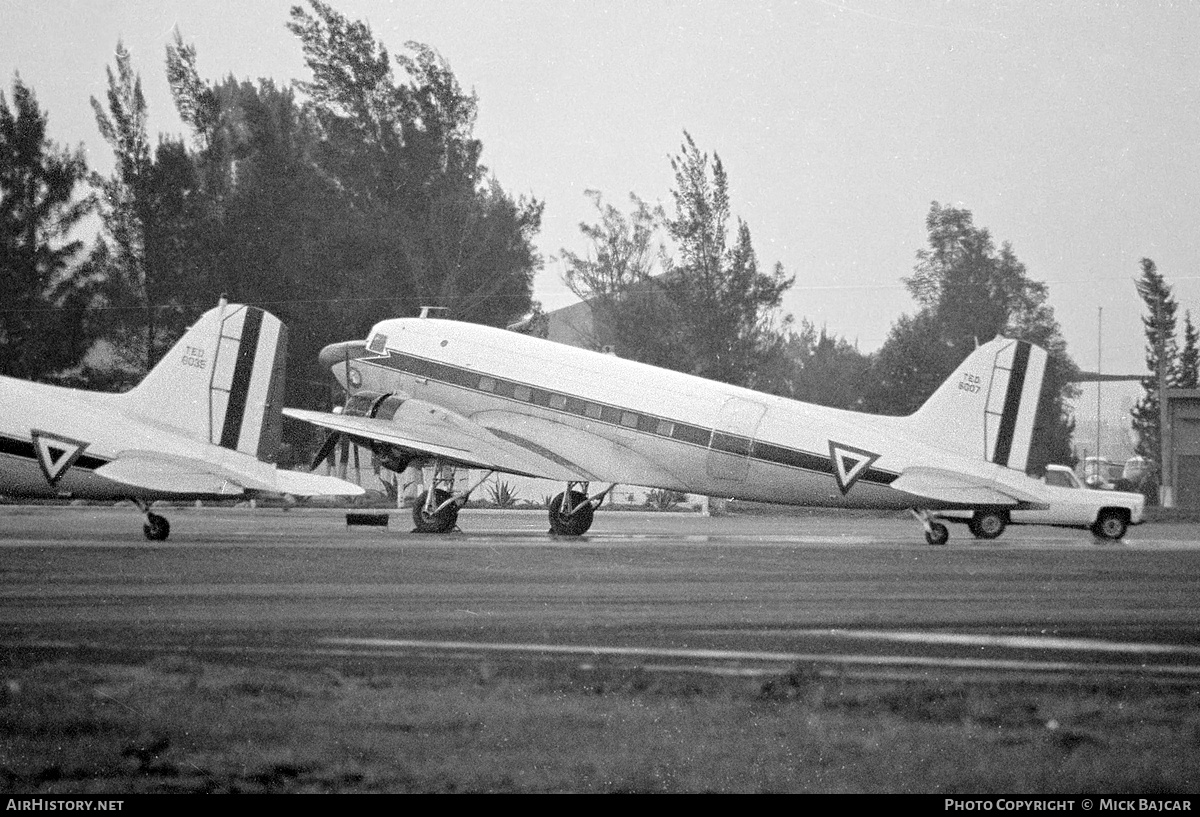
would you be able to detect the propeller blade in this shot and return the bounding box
[310,431,342,471]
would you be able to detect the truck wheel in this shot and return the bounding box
[1091,510,1128,541]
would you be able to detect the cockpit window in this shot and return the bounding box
[368,333,388,353]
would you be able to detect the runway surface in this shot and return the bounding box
[2,504,1199,685]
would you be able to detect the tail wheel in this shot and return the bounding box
[925,522,949,546]
[549,490,594,537]
[413,489,459,533]
[143,513,170,542]
[968,510,1008,540]
[1091,510,1128,541]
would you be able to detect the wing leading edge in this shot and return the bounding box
[283,399,591,483]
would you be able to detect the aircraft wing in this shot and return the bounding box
[283,400,589,482]
[890,466,1049,510]
[95,451,365,497]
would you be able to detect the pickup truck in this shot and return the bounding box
[937,464,1146,541]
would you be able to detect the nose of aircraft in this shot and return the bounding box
[318,341,362,371]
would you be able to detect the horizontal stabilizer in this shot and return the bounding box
[273,468,367,497]
[284,400,588,482]
[891,467,1048,510]
[96,456,245,496]
[97,451,364,497]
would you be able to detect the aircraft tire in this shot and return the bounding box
[143,513,170,542]
[968,511,1007,540]
[1091,510,1128,541]
[925,522,949,546]
[549,490,594,537]
[412,489,459,533]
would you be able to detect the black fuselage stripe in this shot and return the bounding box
[0,435,107,469]
[354,350,898,487]
[220,307,264,450]
[993,341,1030,467]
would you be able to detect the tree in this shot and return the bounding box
[660,131,793,388]
[770,320,871,409]
[0,75,95,380]
[166,36,341,409]
[560,190,680,366]
[865,202,1078,474]
[286,0,542,336]
[91,42,197,377]
[1131,257,1179,461]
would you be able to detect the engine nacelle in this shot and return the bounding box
[339,391,412,473]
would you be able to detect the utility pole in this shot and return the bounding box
[1096,306,1102,469]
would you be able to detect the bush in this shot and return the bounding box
[487,480,520,508]
[646,489,687,510]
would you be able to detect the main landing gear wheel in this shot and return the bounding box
[413,489,459,533]
[143,513,170,542]
[549,490,594,537]
[924,522,949,546]
[968,510,1008,540]
[1091,510,1128,541]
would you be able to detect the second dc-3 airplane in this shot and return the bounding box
[0,302,363,540]
[286,313,1144,545]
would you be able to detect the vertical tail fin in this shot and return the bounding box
[908,337,1047,472]
[122,303,287,462]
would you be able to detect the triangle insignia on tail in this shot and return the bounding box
[31,430,89,486]
[828,441,880,495]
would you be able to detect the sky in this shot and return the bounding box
[6,0,1199,447]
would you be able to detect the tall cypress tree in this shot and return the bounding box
[91,42,195,377]
[1131,258,1178,461]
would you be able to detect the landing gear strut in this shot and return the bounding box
[548,482,615,537]
[910,508,948,546]
[412,488,458,533]
[134,500,171,541]
[410,461,495,533]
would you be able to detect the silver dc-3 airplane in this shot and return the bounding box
[0,301,363,540]
[285,314,1144,544]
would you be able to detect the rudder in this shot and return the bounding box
[908,337,1047,472]
[122,302,287,462]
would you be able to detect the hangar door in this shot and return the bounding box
[706,397,767,484]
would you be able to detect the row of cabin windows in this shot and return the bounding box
[385,349,714,449]
[471,369,713,444]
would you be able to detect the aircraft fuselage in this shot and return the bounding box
[324,318,1025,509]
[1,376,232,502]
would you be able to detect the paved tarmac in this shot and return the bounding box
[2,504,1199,684]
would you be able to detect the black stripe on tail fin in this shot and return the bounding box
[991,340,1031,467]
[219,307,263,450]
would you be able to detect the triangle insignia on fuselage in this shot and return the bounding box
[31,430,89,486]
[828,440,880,495]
